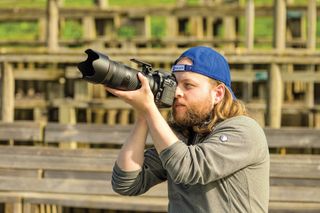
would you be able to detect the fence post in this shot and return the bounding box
[95,0,109,9]
[245,0,254,50]
[273,0,286,50]
[47,0,59,52]
[0,63,14,122]
[268,63,283,128]
[224,16,236,49]
[307,0,316,51]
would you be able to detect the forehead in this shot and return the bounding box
[176,57,192,65]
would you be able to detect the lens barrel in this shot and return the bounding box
[77,49,158,93]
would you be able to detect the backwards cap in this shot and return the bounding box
[171,46,236,99]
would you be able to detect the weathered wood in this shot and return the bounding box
[0,145,319,211]
[0,50,319,64]
[307,0,317,51]
[0,63,14,122]
[0,193,22,213]
[44,123,152,145]
[245,0,254,50]
[269,202,320,213]
[0,3,318,51]
[273,0,287,50]
[268,63,283,128]
[13,70,65,81]
[47,0,59,52]
[0,122,43,141]
[23,193,168,212]
[0,121,320,212]
[265,127,320,148]
[43,123,320,148]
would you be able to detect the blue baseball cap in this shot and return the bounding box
[171,46,236,99]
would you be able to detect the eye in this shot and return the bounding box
[184,83,194,89]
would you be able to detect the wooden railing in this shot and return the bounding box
[0,1,318,52]
[0,121,319,213]
[1,49,319,128]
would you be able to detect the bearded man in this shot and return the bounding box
[107,46,270,213]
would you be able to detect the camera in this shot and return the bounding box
[77,49,177,108]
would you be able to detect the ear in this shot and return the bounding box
[212,84,225,104]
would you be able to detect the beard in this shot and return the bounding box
[169,96,214,129]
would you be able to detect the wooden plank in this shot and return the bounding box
[44,170,112,180]
[270,186,320,203]
[0,168,39,178]
[14,99,47,109]
[0,154,114,172]
[0,122,43,141]
[0,177,168,197]
[281,71,320,82]
[0,145,119,158]
[270,158,320,179]
[0,50,319,65]
[269,202,320,213]
[13,70,65,81]
[270,177,320,187]
[23,193,168,212]
[44,123,153,144]
[0,193,21,203]
[0,5,319,20]
[265,128,320,148]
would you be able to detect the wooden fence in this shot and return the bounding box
[0,0,318,52]
[0,1,319,213]
[0,0,319,128]
[0,121,319,213]
[0,49,319,128]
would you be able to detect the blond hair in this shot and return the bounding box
[193,80,247,134]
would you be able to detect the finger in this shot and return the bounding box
[138,72,150,90]
[105,86,127,98]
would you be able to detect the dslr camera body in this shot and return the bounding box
[78,49,177,108]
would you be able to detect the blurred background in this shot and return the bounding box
[0,0,319,128]
[0,0,319,213]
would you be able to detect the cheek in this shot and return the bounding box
[185,89,213,106]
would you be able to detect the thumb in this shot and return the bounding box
[138,72,149,88]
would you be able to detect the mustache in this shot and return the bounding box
[173,99,186,107]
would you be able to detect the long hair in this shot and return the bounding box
[193,80,247,134]
[169,79,247,137]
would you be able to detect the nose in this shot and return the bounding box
[175,85,183,98]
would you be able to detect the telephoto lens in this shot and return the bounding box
[77,49,157,92]
[77,49,177,108]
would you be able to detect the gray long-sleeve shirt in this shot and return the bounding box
[112,115,270,213]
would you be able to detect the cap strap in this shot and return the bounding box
[171,64,193,72]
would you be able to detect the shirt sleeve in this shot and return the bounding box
[112,147,167,196]
[159,116,268,185]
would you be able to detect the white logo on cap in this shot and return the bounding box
[172,65,186,71]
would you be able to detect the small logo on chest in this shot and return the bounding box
[219,135,228,142]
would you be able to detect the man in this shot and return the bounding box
[107,46,270,212]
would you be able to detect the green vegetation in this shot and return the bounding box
[117,26,136,39]
[61,20,83,40]
[0,0,318,49]
[0,21,38,40]
[151,17,166,38]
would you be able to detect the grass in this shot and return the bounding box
[0,21,38,40]
[0,0,318,49]
[0,0,200,8]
